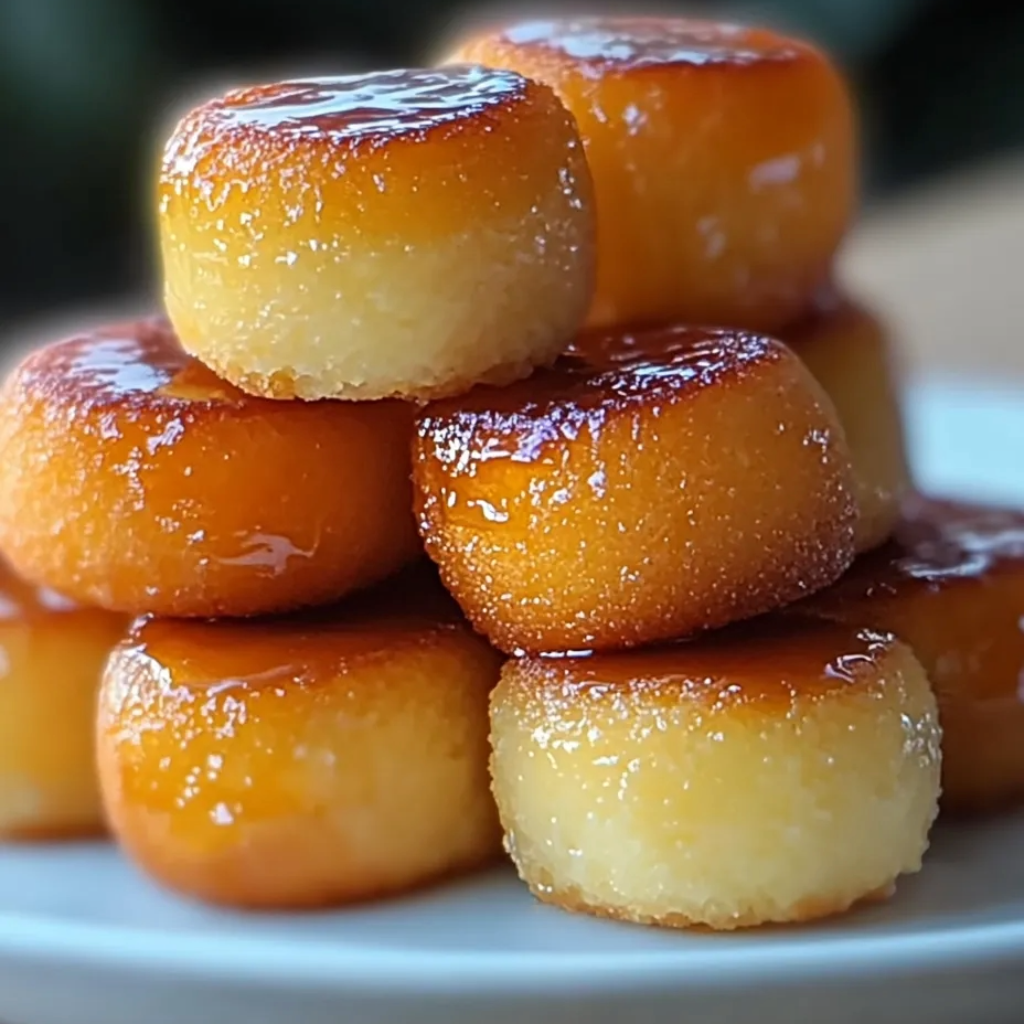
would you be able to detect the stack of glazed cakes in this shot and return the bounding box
[0,15,1020,931]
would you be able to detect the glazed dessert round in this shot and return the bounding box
[445,18,855,332]
[491,620,940,930]
[414,325,857,654]
[794,496,1024,813]
[97,569,502,908]
[0,318,419,617]
[786,296,911,552]
[0,560,127,840]
[159,66,595,400]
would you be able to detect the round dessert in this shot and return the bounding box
[491,620,940,930]
[793,496,1024,814]
[414,326,857,654]
[445,17,855,332]
[786,295,911,552]
[159,66,595,401]
[97,569,502,908]
[0,559,127,840]
[0,318,419,617]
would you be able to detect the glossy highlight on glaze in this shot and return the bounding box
[217,66,528,142]
[568,322,775,373]
[525,620,898,708]
[892,496,1024,580]
[20,317,244,412]
[422,328,780,470]
[818,498,1024,597]
[795,497,1024,813]
[502,17,799,68]
[110,563,471,694]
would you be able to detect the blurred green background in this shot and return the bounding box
[0,0,1021,330]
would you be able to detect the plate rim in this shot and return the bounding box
[1,888,1024,996]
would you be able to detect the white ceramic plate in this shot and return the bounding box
[1,378,1022,1024]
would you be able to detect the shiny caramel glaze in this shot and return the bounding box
[446,17,855,332]
[0,318,420,616]
[501,17,800,68]
[492,619,940,929]
[414,327,857,654]
[97,569,502,908]
[160,67,594,401]
[207,67,527,144]
[517,619,901,707]
[785,294,911,552]
[0,558,128,840]
[793,496,1024,813]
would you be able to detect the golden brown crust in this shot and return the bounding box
[445,17,855,332]
[159,67,595,402]
[97,577,503,909]
[0,318,420,616]
[785,294,911,552]
[0,558,128,841]
[114,810,500,910]
[414,326,857,653]
[0,821,109,843]
[525,879,896,931]
[160,68,541,228]
[793,496,1024,814]
[205,350,551,404]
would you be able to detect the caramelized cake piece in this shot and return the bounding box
[0,560,127,840]
[492,619,939,929]
[159,67,594,400]
[786,294,911,552]
[414,326,857,653]
[446,18,855,332]
[97,569,502,908]
[795,497,1024,813]
[0,318,419,616]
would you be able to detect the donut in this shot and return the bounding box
[786,295,911,552]
[793,496,1024,814]
[413,326,857,654]
[159,66,595,401]
[0,559,127,840]
[491,619,941,930]
[0,318,419,617]
[97,567,502,908]
[444,17,855,332]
